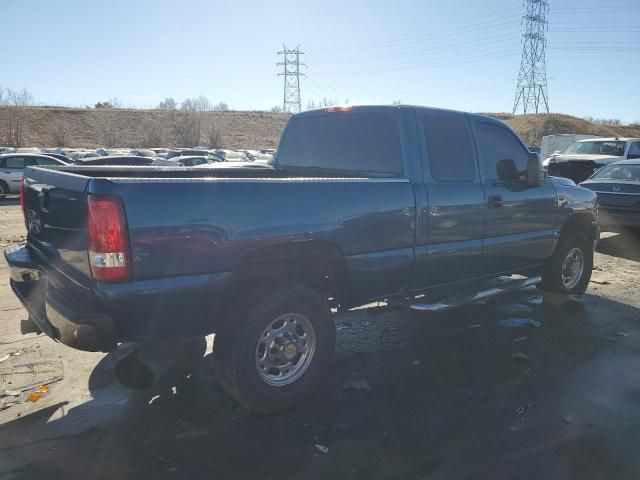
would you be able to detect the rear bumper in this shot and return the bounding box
[5,244,115,352]
[5,244,233,351]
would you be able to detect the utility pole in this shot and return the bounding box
[513,0,550,114]
[277,45,306,113]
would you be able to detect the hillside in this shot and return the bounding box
[1,106,638,150]
[487,112,640,145]
[0,106,291,150]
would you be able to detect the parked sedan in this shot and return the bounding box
[580,159,640,232]
[73,155,155,166]
[0,153,68,196]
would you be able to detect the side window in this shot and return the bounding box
[423,113,475,181]
[628,141,640,158]
[474,122,528,182]
[35,157,59,166]
[5,157,26,169]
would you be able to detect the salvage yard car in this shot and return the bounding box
[580,159,640,232]
[0,153,69,196]
[5,105,599,413]
[548,137,640,183]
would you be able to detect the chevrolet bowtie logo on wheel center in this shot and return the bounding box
[283,344,298,360]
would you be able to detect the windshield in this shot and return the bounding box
[591,164,640,181]
[565,140,626,156]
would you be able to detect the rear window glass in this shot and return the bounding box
[423,113,475,181]
[5,157,26,168]
[277,113,403,175]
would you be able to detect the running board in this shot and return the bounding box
[392,276,542,312]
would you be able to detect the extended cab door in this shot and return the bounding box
[471,118,557,273]
[411,110,486,289]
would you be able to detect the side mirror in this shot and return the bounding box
[527,152,542,187]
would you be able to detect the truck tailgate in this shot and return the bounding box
[23,166,92,282]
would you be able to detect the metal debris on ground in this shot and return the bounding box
[314,444,329,454]
[497,318,542,328]
[513,337,527,342]
[511,351,530,361]
[468,324,482,328]
[0,360,64,408]
[341,379,372,392]
[516,406,525,415]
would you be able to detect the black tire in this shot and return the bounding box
[540,231,593,294]
[0,181,8,198]
[214,286,335,414]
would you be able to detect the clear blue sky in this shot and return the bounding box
[2,0,639,121]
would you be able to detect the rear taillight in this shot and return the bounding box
[86,195,132,282]
[19,181,26,217]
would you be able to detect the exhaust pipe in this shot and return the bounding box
[114,338,206,390]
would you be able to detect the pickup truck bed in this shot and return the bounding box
[6,105,599,412]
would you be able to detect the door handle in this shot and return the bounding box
[488,195,503,208]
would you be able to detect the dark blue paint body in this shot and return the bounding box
[9,106,598,349]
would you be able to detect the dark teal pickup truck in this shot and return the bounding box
[5,105,598,412]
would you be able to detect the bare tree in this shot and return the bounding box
[270,105,283,113]
[108,97,122,108]
[7,88,33,107]
[140,118,167,147]
[4,88,33,146]
[213,102,229,112]
[50,120,69,146]
[98,115,122,147]
[195,95,211,112]
[206,121,222,148]
[171,102,201,147]
[158,97,177,110]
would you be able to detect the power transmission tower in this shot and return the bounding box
[277,45,306,113]
[512,0,550,114]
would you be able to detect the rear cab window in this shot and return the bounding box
[276,110,403,176]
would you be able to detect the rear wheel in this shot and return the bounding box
[214,286,335,413]
[540,232,593,294]
[0,181,8,198]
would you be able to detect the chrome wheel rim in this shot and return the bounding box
[255,313,316,386]
[561,247,584,290]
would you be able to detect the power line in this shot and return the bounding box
[277,45,306,113]
[513,0,550,114]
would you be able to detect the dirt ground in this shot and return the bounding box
[1,197,640,480]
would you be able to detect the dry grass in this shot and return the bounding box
[0,107,638,149]
[487,112,640,145]
[0,106,291,149]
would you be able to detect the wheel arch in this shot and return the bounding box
[223,240,350,312]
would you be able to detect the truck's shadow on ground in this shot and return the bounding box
[2,288,640,479]
[596,231,640,262]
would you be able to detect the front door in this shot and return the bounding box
[472,120,557,274]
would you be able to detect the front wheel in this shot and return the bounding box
[214,286,335,413]
[540,232,593,294]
